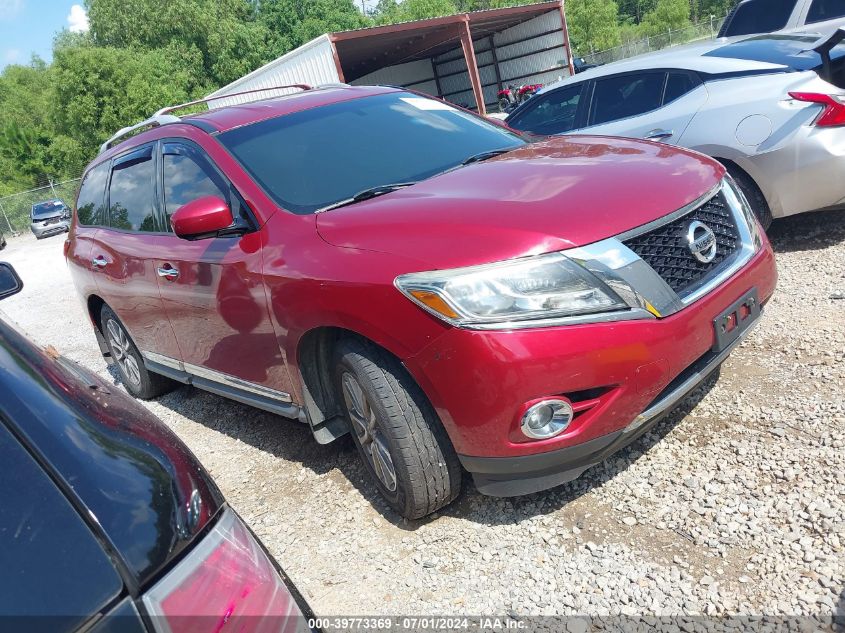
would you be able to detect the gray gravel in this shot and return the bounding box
[0,211,843,624]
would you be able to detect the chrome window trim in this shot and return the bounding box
[141,351,293,403]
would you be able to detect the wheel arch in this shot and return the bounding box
[85,293,112,360]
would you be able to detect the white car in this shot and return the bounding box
[504,30,845,227]
[719,0,845,38]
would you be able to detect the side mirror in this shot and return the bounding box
[0,262,23,300]
[170,196,234,240]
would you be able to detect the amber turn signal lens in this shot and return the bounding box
[409,290,459,319]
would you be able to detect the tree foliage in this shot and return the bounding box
[0,0,724,190]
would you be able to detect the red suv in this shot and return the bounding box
[67,85,776,519]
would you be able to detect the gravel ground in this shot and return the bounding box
[0,213,843,628]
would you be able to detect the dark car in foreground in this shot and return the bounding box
[0,262,313,632]
[30,199,71,239]
[67,85,776,520]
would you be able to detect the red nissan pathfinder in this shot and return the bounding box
[66,85,777,519]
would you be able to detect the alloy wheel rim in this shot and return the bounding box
[107,319,141,386]
[340,372,397,492]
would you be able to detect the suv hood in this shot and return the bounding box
[317,136,724,269]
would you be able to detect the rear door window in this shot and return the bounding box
[506,84,585,135]
[0,422,123,631]
[589,72,667,126]
[721,0,796,36]
[107,146,157,232]
[806,0,845,22]
[76,162,110,226]
[663,72,700,105]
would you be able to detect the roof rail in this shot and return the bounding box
[99,114,181,155]
[98,85,312,155]
[155,84,312,116]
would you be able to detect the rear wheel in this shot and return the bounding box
[100,305,177,399]
[333,337,461,519]
[726,166,772,231]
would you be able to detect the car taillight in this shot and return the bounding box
[143,508,310,633]
[789,91,845,127]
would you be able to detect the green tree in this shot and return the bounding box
[640,0,691,35]
[566,0,622,54]
[375,0,457,24]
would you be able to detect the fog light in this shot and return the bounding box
[520,399,574,439]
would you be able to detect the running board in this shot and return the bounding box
[143,356,304,422]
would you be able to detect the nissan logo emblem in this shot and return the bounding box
[686,220,717,264]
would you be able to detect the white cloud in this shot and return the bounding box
[3,48,21,64]
[66,3,88,33]
[0,0,24,21]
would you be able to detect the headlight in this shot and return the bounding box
[722,175,762,251]
[395,252,627,327]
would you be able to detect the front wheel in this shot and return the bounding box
[334,337,461,519]
[100,305,177,399]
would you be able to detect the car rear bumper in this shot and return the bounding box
[403,244,777,492]
[752,126,845,218]
[31,220,70,238]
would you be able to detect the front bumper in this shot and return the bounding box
[31,220,70,238]
[403,245,776,493]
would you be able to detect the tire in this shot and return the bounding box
[498,98,510,113]
[726,165,772,231]
[333,337,461,519]
[100,305,177,400]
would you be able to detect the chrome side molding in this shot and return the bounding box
[141,351,293,403]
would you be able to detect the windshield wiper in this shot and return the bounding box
[316,182,417,213]
[461,148,513,166]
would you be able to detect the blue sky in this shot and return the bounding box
[0,1,89,70]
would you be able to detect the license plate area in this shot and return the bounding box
[713,288,760,351]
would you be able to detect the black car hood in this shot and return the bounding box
[0,319,224,585]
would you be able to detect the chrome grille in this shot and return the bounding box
[622,192,740,296]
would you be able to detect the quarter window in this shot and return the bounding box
[76,162,110,226]
[108,149,157,232]
[507,85,584,135]
[589,72,666,126]
[663,72,699,105]
[806,0,845,23]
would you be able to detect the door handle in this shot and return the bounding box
[157,265,179,280]
[92,256,107,268]
[644,129,674,141]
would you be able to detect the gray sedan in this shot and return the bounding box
[30,199,70,239]
[505,30,845,229]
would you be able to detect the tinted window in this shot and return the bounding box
[722,0,795,36]
[589,72,666,126]
[664,72,699,104]
[0,422,122,631]
[218,92,525,215]
[807,0,845,22]
[162,150,228,222]
[77,163,110,226]
[108,150,156,232]
[507,85,583,135]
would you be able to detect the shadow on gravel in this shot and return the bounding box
[768,209,845,253]
[150,365,720,528]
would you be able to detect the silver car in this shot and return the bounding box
[505,30,845,228]
[30,199,71,239]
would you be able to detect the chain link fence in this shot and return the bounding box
[581,13,729,67]
[0,178,82,237]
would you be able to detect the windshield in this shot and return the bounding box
[31,200,65,218]
[218,91,526,215]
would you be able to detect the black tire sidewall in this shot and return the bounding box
[333,354,409,512]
